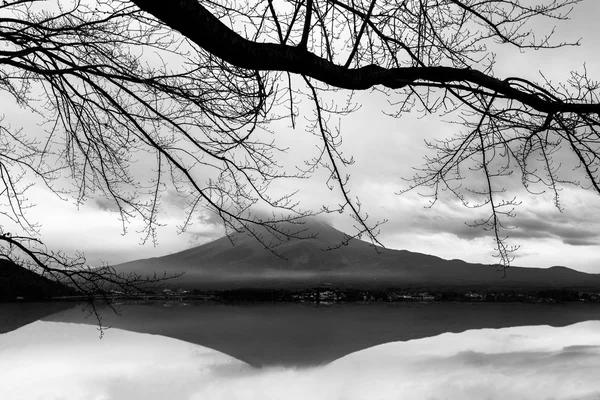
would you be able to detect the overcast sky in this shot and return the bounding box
[5,0,600,273]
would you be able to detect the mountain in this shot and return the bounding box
[0,260,76,301]
[116,218,600,291]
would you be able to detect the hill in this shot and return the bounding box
[0,260,76,301]
[116,218,600,291]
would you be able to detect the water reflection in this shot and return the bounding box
[43,301,600,367]
[2,320,600,400]
[0,321,248,400]
[0,301,72,334]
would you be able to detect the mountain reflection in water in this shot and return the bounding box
[43,301,600,367]
[2,319,600,400]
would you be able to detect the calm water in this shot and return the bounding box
[3,301,600,400]
[14,301,597,367]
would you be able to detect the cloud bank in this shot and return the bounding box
[1,321,600,400]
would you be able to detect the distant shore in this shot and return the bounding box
[34,286,600,304]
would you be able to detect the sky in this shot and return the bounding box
[4,0,600,272]
[2,320,600,399]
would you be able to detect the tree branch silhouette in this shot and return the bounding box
[0,0,598,287]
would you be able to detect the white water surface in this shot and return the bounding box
[1,320,600,400]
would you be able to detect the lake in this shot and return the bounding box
[10,300,600,366]
[2,301,600,399]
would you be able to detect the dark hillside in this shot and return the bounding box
[0,260,76,301]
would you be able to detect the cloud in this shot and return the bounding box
[93,197,119,212]
[176,209,226,247]
[508,211,600,246]
[161,189,190,210]
[354,182,600,247]
[196,209,226,226]
[563,237,600,246]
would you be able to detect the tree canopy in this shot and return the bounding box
[0,0,599,292]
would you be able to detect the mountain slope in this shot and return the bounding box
[0,260,76,301]
[116,219,600,290]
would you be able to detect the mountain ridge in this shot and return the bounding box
[116,219,600,291]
